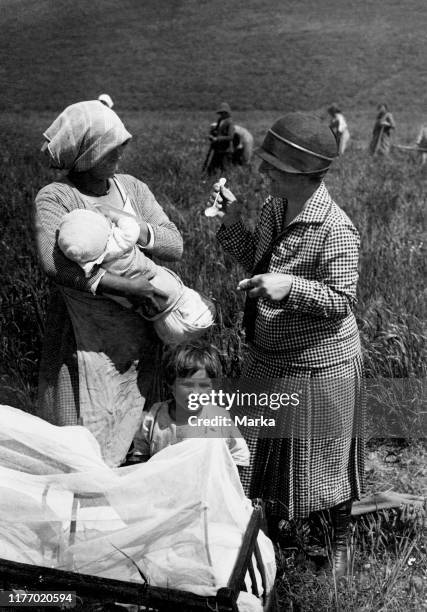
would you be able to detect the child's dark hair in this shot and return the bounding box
[162,342,222,386]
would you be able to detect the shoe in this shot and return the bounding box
[330,500,352,579]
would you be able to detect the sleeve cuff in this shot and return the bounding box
[216,218,245,242]
[139,222,155,250]
[88,268,107,295]
[280,276,310,312]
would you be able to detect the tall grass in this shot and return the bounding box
[0,112,426,610]
[1,114,426,408]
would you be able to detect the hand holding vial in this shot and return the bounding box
[205,178,242,225]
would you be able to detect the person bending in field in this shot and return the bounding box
[58,207,215,347]
[130,343,250,469]
[232,125,254,166]
[206,102,235,175]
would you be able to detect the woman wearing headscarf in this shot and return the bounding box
[34,100,183,467]
[208,112,365,577]
[369,103,396,155]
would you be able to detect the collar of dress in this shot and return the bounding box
[276,181,333,227]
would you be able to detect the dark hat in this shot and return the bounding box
[377,103,388,113]
[328,103,341,114]
[255,112,338,174]
[216,102,231,114]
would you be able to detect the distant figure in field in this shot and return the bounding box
[369,104,396,156]
[416,124,427,166]
[328,104,350,155]
[205,102,235,175]
[98,93,114,109]
[232,124,254,166]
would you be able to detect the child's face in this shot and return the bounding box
[172,368,212,414]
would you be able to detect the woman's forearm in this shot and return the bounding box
[96,272,167,314]
[280,276,354,319]
[96,272,135,297]
[150,223,184,261]
[217,221,256,272]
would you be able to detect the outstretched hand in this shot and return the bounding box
[238,273,293,301]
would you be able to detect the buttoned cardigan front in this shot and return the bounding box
[217,182,361,368]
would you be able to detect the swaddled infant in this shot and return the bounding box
[58,207,215,346]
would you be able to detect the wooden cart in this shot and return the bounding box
[0,505,278,611]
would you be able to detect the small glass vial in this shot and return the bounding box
[204,177,226,217]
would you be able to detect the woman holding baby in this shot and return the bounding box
[34,100,183,467]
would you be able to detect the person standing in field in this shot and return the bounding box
[33,100,183,467]
[369,103,396,155]
[206,102,235,175]
[328,104,350,155]
[232,124,254,166]
[208,112,365,577]
[416,124,427,166]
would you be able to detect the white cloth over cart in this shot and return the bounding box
[0,406,275,609]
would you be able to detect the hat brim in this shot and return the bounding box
[255,147,306,174]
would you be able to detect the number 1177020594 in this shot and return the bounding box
[0,591,76,607]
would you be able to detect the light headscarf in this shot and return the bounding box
[42,100,132,172]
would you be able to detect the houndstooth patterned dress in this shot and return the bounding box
[217,182,365,520]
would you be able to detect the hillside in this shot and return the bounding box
[0,0,426,112]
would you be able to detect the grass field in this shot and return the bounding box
[1,0,427,113]
[0,0,426,609]
[0,110,426,610]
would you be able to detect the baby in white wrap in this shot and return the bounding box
[58,207,215,346]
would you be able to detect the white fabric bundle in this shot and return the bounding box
[0,406,275,604]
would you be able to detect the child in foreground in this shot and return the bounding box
[57,207,215,346]
[131,343,250,468]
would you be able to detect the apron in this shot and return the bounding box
[61,178,157,466]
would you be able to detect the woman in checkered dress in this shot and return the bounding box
[34,101,183,467]
[212,112,365,576]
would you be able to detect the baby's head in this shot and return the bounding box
[58,209,111,269]
[163,342,222,415]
